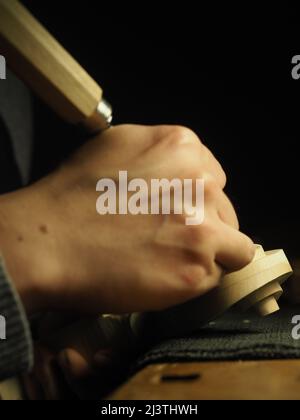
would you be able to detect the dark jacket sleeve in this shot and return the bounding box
[0,257,33,381]
[0,70,34,380]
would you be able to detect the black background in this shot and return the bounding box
[22,1,300,255]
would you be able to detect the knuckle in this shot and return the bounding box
[218,166,227,189]
[178,263,220,299]
[163,125,201,148]
[233,214,240,230]
[204,178,221,202]
[151,254,221,309]
[221,167,227,186]
[203,146,227,188]
[219,194,240,230]
[180,265,209,290]
[229,215,240,231]
[183,222,218,250]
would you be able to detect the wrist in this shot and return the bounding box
[0,186,63,315]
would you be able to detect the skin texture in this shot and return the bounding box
[0,124,254,315]
[0,124,255,398]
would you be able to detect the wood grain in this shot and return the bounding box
[2,360,300,400]
[0,0,102,126]
[109,360,300,400]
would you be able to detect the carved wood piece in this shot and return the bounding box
[134,245,293,340]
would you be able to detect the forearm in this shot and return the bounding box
[0,187,57,380]
[0,186,62,315]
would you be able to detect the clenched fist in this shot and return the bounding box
[0,125,255,315]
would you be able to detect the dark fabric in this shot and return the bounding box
[0,117,21,194]
[136,306,300,371]
[0,69,33,191]
[0,258,33,380]
[0,72,34,379]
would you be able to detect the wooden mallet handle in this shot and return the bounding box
[0,0,112,132]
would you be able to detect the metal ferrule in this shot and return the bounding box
[82,98,113,133]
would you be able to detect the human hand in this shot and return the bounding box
[0,125,255,315]
[22,313,132,400]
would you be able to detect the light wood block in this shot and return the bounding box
[134,245,293,340]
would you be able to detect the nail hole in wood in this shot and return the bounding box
[161,373,201,382]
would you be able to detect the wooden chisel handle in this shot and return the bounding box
[0,0,112,132]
